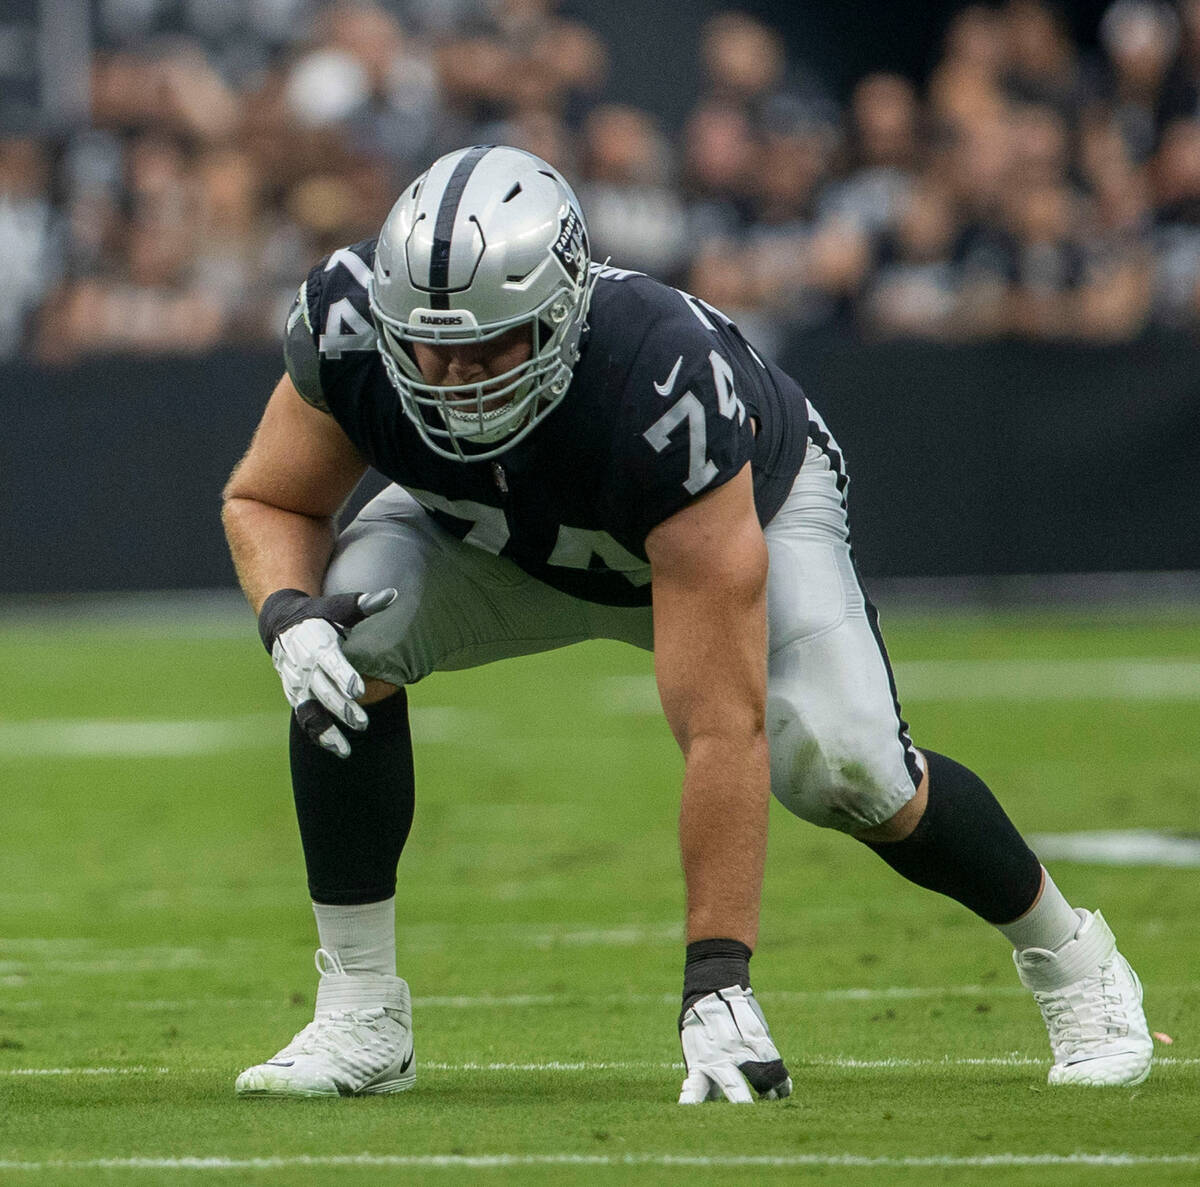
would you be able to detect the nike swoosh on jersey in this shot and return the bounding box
[654,355,684,396]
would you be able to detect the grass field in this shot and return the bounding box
[1,597,1198,1184]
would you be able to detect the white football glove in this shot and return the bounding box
[678,985,792,1104]
[257,588,397,758]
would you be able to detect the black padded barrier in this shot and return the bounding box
[3,333,1198,594]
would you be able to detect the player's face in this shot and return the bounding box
[412,326,533,409]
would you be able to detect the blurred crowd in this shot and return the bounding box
[3,0,1200,363]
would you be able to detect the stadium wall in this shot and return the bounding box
[4,334,1198,595]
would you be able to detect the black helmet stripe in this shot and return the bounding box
[428,144,493,309]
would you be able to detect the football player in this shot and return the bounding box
[222,145,1152,1101]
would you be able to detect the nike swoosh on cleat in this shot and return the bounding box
[265,1060,295,1067]
[654,355,684,397]
[1063,1050,1144,1067]
[399,1049,414,1074]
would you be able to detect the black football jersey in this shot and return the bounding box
[284,240,811,606]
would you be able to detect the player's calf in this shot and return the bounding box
[860,750,1043,924]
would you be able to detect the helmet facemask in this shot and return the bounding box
[372,278,594,459]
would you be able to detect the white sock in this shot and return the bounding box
[995,868,1080,952]
[311,897,396,975]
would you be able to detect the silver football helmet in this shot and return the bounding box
[369,145,597,461]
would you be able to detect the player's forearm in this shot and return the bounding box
[221,496,339,614]
[678,730,771,949]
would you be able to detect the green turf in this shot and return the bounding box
[1,602,1198,1184]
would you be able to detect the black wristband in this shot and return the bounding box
[257,588,312,653]
[681,938,752,1019]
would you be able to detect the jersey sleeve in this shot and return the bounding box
[610,332,757,546]
[282,272,330,413]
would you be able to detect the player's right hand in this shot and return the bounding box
[257,588,397,758]
[678,985,792,1104]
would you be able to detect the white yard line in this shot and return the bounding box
[897,658,1200,701]
[413,985,1037,1007]
[525,924,683,947]
[1029,829,1200,868]
[0,989,1026,1010]
[0,941,210,956]
[596,659,1200,713]
[7,982,1200,1009]
[0,956,212,975]
[1,1152,1199,1171]
[416,993,562,1007]
[775,985,1029,1002]
[0,986,1047,1008]
[0,708,511,757]
[3,1056,1195,1076]
[1,1067,171,1076]
[0,926,685,970]
[421,1061,682,1071]
[0,717,281,758]
[408,1056,1200,1071]
[5,656,1200,760]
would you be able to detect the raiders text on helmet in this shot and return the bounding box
[369,145,597,461]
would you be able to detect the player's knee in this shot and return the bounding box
[768,703,900,833]
[770,745,891,832]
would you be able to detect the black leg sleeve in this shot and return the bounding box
[288,688,415,906]
[863,750,1043,924]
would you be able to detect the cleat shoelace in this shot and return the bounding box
[1033,963,1129,1060]
[268,1008,392,1064]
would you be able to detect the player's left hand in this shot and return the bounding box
[258,587,397,758]
[678,985,792,1104]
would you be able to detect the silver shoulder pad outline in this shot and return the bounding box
[283,280,330,413]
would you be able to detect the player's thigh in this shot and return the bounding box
[764,442,921,833]
[324,485,651,686]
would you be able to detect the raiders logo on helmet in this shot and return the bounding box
[551,208,587,284]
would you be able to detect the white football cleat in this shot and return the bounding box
[1014,909,1152,1087]
[236,949,415,1097]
